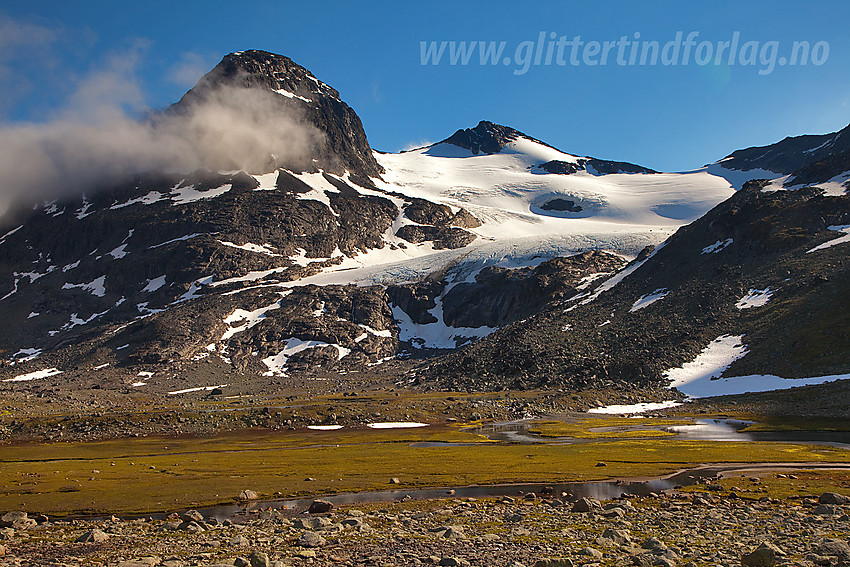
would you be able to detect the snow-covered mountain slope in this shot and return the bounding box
[282,129,736,291]
[375,125,735,243]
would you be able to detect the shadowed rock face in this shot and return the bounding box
[170,50,383,178]
[386,251,626,336]
[386,281,444,325]
[787,148,850,187]
[441,252,627,328]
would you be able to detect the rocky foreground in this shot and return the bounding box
[1,484,849,567]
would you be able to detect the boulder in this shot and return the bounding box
[238,489,259,501]
[436,525,466,539]
[571,497,599,513]
[642,537,668,552]
[249,551,271,567]
[307,499,334,514]
[294,516,332,530]
[816,539,850,563]
[298,531,327,548]
[602,528,632,545]
[116,559,159,567]
[180,509,204,523]
[742,542,785,567]
[177,520,205,533]
[577,547,603,559]
[0,512,35,530]
[820,492,850,505]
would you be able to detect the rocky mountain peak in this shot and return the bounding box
[171,50,383,178]
[442,120,527,154]
[439,120,656,176]
[196,50,341,103]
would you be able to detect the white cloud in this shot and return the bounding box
[0,48,325,217]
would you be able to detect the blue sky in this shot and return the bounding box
[2,0,849,171]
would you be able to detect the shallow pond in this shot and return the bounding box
[669,419,850,448]
[473,418,850,448]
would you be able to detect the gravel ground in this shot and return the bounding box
[1,484,849,567]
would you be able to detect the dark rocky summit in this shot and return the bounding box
[441,120,528,155]
[170,50,383,178]
[441,120,656,176]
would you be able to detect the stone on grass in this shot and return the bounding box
[819,492,850,505]
[642,537,668,552]
[116,559,159,567]
[742,542,785,567]
[602,506,626,518]
[238,489,259,500]
[436,525,466,539]
[178,520,205,533]
[294,516,331,530]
